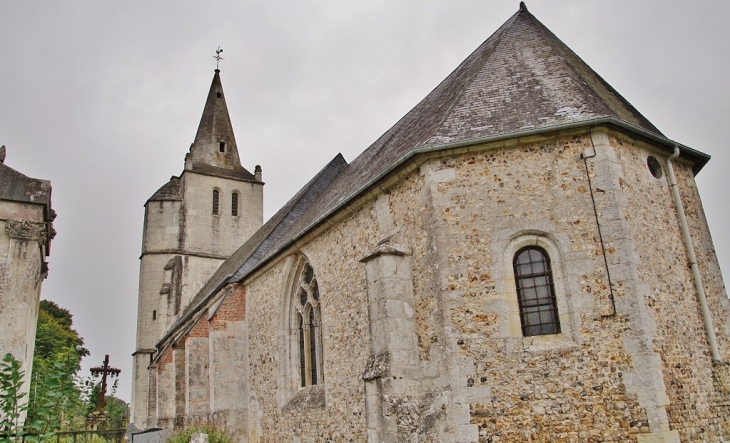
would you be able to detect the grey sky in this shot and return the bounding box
[1,1,728,403]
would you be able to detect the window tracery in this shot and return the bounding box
[290,262,323,387]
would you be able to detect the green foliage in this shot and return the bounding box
[33,301,88,363]
[27,301,92,431]
[100,396,128,430]
[28,351,91,431]
[0,353,60,443]
[165,426,234,443]
[0,353,26,439]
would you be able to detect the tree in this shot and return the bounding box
[27,301,90,430]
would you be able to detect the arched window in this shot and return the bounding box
[513,247,560,336]
[231,192,239,216]
[212,190,219,215]
[291,261,322,387]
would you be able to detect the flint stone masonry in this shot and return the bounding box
[145,129,730,442]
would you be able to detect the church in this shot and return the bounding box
[130,4,730,442]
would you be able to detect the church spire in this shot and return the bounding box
[186,69,254,180]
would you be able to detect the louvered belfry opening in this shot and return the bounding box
[212,189,219,214]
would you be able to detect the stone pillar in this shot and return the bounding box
[173,344,186,429]
[185,319,210,424]
[154,347,176,429]
[131,350,154,428]
[0,220,47,409]
[360,242,420,442]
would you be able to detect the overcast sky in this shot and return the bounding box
[1,1,728,404]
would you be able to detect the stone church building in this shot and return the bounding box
[131,4,730,442]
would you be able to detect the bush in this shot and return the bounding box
[165,426,234,443]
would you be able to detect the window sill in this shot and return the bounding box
[516,333,578,355]
[282,384,325,411]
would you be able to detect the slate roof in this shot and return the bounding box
[225,3,710,279]
[170,154,348,328]
[158,3,712,347]
[148,176,182,202]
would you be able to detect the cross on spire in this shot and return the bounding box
[213,46,224,70]
[90,355,121,411]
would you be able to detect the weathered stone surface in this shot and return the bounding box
[0,154,53,416]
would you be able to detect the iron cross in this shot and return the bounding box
[90,355,121,411]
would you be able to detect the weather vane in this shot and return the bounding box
[213,46,224,70]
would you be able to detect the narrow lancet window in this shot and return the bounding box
[291,259,323,388]
[219,141,226,153]
[513,247,560,336]
[298,313,306,387]
[309,309,318,385]
[232,192,239,216]
[212,190,219,215]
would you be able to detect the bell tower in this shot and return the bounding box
[130,69,263,427]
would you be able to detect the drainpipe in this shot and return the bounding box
[666,146,721,361]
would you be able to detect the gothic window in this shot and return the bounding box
[219,141,226,153]
[231,192,239,216]
[290,261,323,387]
[513,246,560,336]
[212,189,219,215]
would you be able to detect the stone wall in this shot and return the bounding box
[0,199,49,404]
[612,133,730,440]
[427,133,655,441]
[208,286,248,440]
[241,201,379,442]
[149,127,730,442]
[181,173,262,258]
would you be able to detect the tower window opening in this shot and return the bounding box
[216,92,222,98]
[219,142,226,153]
[513,246,560,336]
[231,192,239,216]
[212,190,219,215]
[152,310,156,320]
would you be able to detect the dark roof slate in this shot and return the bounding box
[237,5,673,271]
[174,154,348,323]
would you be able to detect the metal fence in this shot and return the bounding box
[0,429,126,443]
